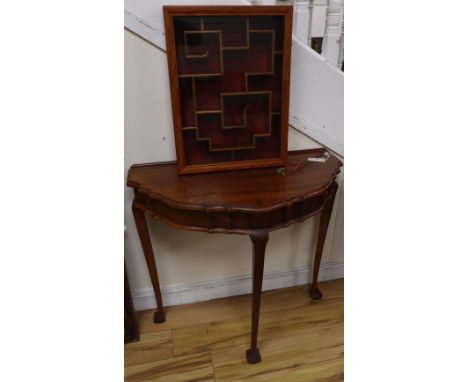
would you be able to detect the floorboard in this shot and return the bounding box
[124,352,215,382]
[125,279,344,382]
[125,331,173,367]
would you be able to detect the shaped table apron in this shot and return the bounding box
[132,181,337,235]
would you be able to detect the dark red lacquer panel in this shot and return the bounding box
[164,7,292,174]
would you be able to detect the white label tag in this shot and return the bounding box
[307,151,330,163]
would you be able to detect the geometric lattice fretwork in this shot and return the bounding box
[173,14,286,167]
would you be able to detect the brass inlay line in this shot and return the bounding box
[179,73,223,78]
[196,110,222,115]
[186,51,209,59]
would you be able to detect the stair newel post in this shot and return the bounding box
[337,5,344,70]
[322,0,344,68]
[293,0,311,45]
[307,0,316,47]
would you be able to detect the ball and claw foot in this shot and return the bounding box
[309,287,323,300]
[246,348,261,364]
[153,310,166,323]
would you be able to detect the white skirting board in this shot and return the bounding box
[132,262,344,311]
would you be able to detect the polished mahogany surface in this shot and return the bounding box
[128,149,341,210]
[164,6,293,174]
[127,149,342,234]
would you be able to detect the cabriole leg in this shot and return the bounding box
[132,202,166,323]
[310,184,338,300]
[246,231,269,364]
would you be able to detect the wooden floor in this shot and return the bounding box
[125,279,344,382]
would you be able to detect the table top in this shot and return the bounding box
[127,149,342,213]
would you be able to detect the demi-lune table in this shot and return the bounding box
[127,148,342,363]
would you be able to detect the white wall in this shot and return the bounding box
[290,38,344,156]
[124,29,343,310]
[246,0,327,37]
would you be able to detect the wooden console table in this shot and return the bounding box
[127,148,342,364]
